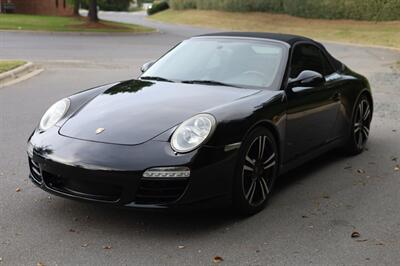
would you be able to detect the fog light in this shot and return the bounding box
[143,167,190,178]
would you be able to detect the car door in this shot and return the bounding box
[284,43,341,162]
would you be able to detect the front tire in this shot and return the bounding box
[233,127,279,215]
[345,95,372,155]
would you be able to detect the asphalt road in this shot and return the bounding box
[1,12,400,266]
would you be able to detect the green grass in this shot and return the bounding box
[0,14,154,33]
[152,10,400,49]
[0,60,26,74]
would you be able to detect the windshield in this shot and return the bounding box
[141,38,287,89]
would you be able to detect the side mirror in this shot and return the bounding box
[288,70,325,92]
[140,61,155,73]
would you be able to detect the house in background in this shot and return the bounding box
[0,0,73,16]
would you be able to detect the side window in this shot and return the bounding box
[320,52,336,76]
[290,44,325,78]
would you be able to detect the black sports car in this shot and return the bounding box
[28,32,373,214]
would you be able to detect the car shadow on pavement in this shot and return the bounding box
[36,149,354,240]
[275,149,349,194]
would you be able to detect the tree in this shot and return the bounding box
[67,0,81,16]
[73,0,80,16]
[88,0,98,22]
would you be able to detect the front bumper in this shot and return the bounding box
[27,127,239,209]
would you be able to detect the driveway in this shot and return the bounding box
[0,11,400,265]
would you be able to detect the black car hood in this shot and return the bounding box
[60,79,260,145]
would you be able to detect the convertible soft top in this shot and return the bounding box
[197,32,344,71]
[198,32,312,45]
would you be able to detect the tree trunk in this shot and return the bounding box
[73,0,80,16]
[88,0,98,22]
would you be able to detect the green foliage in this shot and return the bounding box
[80,0,131,11]
[147,1,170,15]
[170,0,283,12]
[169,0,400,21]
[98,0,132,11]
[283,0,400,21]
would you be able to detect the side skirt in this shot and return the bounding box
[279,138,345,175]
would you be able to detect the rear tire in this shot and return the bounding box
[233,127,279,216]
[344,95,372,155]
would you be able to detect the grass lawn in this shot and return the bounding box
[152,10,400,49]
[0,60,26,74]
[0,14,154,33]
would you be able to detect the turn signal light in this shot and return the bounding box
[142,167,190,178]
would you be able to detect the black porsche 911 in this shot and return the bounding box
[28,32,373,214]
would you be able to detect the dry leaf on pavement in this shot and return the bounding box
[213,256,224,263]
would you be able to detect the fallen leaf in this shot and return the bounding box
[0,257,2,262]
[103,245,112,250]
[356,169,365,174]
[37,263,45,266]
[15,188,21,192]
[351,231,361,238]
[81,243,88,248]
[391,156,398,162]
[213,256,224,263]
[394,165,400,171]
[178,245,185,249]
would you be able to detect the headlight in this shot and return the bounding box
[39,98,70,131]
[171,114,216,153]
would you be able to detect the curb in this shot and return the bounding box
[0,62,43,88]
[0,28,160,36]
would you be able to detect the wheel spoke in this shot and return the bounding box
[259,180,266,201]
[263,153,275,165]
[245,155,256,166]
[246,180,257,203]
[363,105,370,121]
[362,126,369,138]
[264,161,276,170]
[243,165,254,172]
[260,177,270,195]
[258,136,266,160]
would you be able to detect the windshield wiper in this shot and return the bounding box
[140,76,175,83]
[181,80,240,88]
